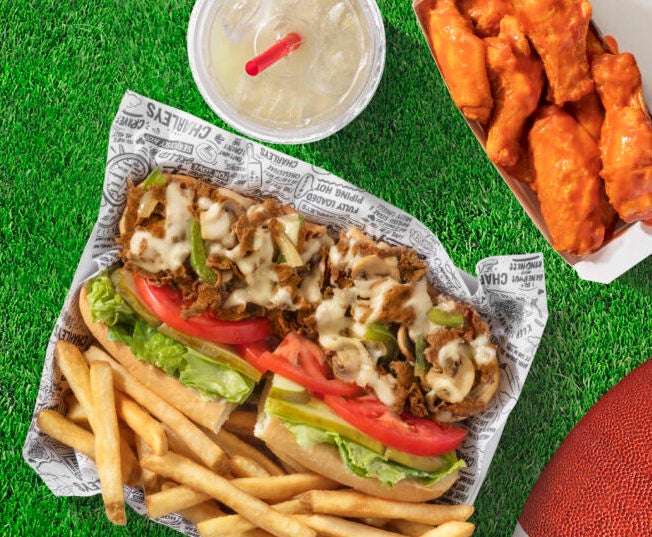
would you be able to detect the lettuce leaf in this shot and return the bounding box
[86,271,254,403]
[181,349,255,403]
[131,319,185,376]
[86,271,137,344]
[283,421,465,487]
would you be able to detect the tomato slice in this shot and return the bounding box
[234,340,271,373]
[133,272,272,345]
[322,395,467,457]
[258,332,361,397]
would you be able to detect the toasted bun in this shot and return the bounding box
[78,282,233,432]
[255,412,460,502]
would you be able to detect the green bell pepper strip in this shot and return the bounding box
[414,334,426,373]
[142,168,167,190]
[427,307,464,328]
[188,218,217,284]
[364,323,399,362]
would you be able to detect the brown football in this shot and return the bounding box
[514,358,652,537]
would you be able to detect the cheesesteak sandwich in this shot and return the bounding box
[80,171,500,500]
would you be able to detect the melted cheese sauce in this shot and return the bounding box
[471,334,497,366]
[128,181,193,272]
[224,226,277,308]
[198,196,236,247]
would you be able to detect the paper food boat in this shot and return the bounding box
[413,0,652,284]
[23,92,549,535]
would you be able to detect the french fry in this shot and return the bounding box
[161,422,203,464]
[298,490,474,525]
[239,531,276,537]
[55,341,97,427]
[37,409,140,486]
[198,512,257,535]
[84,345,228,473]
[115,391,167,455]
[54,341,140,486]
[146,484,211,519]
[135,436,159,494]
[119,424,136,449]
[229,454,272,478]
[141,451,316,537]
[176,500,226,525]
[212,428,285,476]
[157,481,226,523]
[387,519,434,537]
[37,409,95,458]
[89,361,126,525]
[274,500,304,514]
[419,521,476,537]
[118,438,143,487]
[63,391,89,426]
[50,343,479,536]
[196,500,303,537]
[293,514,405,537]
[232,473,341,502]
[361,517,392,528]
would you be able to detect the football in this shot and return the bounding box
[514,358,652,537]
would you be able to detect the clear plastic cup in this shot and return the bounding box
[187,0,386,144]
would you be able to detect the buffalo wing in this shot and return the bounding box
[592,51,652,223]
[529,105,615,255]
[512,0,593,106]
[422,0,493,123]
[485,16,544,168]
[456,0,514,37]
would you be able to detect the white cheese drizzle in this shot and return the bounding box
[129,181,193,273]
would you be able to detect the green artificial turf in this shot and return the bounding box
[2,1,651,536]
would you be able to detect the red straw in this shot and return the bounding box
[246,33,302,76]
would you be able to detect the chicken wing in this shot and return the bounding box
[561,27,609,142]
[485,16,544,168]
[564,91,604,142]
[592,51,652,223]
[456,0,514,37]
[422,0,493,123]
[529,105,615,255]
[512,0,593,106]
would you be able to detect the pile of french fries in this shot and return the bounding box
[37,340,476,537]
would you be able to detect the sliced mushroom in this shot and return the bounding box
[397,325,415,361]
[351,254,401,281]
[439,339,473,373]
[328,336,374,386]
[424,351,475,404]
[468,362,500,405]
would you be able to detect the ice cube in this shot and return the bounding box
[221,0,264,41]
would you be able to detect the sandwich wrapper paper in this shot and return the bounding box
[23,92,549,535]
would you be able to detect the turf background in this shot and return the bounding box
[1,1,650,535]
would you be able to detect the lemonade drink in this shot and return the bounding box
[206,0,379,134]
